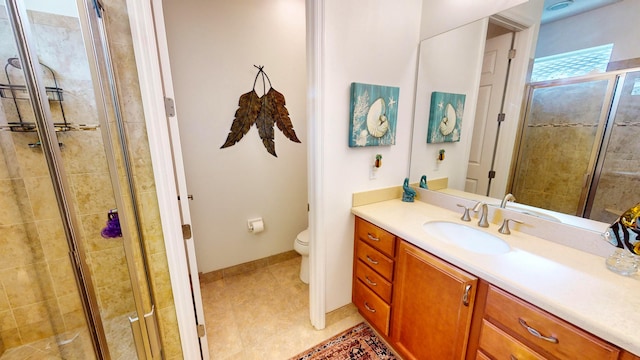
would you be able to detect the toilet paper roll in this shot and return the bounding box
[248,218,264,234]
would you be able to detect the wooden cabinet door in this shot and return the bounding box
[391,240,478,360]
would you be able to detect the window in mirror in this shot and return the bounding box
[530,44,613,82]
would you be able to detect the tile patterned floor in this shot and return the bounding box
[200,255,364,360]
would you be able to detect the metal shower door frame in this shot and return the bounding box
[3,0,110,358]
[511,72,618,216]
[5,0,164,358]
[77,0,164,358]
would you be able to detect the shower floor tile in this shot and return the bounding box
[0,314,134,360]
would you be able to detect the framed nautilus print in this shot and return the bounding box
[427,91,465,143]
[349,82,399,147]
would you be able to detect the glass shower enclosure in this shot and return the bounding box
[511,68,640,223]
[0,0,161,358]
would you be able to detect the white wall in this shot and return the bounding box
[419,0,527,39]
[409,0,544,196]
[163,0,308,272]
[319,0,545,313]
[159,0,544,310]
[321,0,423,311]
[409,19,488,189]
[536,0,640,61]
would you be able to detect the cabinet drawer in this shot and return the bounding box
[620,351,640,360]
[356,240,394,281]
[485,286,619,360]
[353,278,391,336]
[479,319,546,360]
[355,217,396,257]
[355,259,392,303]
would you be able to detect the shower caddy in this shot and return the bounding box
[0,57,98,147]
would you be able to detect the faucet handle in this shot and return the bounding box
[499,218,523,235]
[456,204,472,222]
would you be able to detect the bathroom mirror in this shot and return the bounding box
[408,0,639,232]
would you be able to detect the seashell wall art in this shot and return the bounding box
[349,82,399,147]
[427,91,466,143]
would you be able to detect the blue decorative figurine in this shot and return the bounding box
[402,178,416,202]
[419,175,428,189]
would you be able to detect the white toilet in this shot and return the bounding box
[293,229,309,284]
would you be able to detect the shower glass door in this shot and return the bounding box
[0,2,100,358]
[1,0,160,358]
[511,75,616,216]
[587,70,640,223]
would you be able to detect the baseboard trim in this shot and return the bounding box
[198,250,299,283]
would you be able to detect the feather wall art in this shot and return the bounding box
[221,66,301,157]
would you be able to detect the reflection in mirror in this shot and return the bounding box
[409,0,640,230]
[512,75,615,217]
[585,69,640,224]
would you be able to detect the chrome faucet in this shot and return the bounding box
[473,201,489,228]
[500,193,516,208]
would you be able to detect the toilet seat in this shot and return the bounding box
[296,229,309,246]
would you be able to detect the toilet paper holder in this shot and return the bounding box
[247,218,264,233]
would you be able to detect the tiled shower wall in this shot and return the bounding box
[0,8,95,352]
[513,73,640,222]
[102,0,183,357]
[512,80,606,215]
[0,3,183,359]
[589,71,640,223]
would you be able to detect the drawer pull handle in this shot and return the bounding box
[365,276,377,286]
[366,255,379,265]
[364,302,376,313]
[462,284,472,306]
[510,356,518,360]
[518,318,559,344]
[367,233,380,242]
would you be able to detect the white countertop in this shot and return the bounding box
[351,198,640,356]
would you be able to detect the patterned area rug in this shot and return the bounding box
[289,322,398,359]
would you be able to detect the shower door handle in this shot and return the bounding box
[129,306,163,359]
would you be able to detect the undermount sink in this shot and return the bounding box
[422,221,511,255]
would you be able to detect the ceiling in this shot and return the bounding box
[541,0,621,24]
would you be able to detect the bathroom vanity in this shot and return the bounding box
[351,190,640,360]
